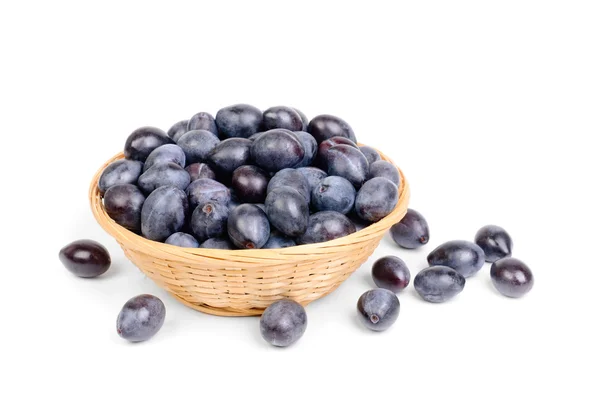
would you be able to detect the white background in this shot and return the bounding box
[1,1,599,400]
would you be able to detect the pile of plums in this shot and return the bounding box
[98,104,401,249]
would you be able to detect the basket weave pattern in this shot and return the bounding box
[90,147,410,316]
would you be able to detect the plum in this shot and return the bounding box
[165,232,199,248]
[186,178,231,211]
[390,209,430,249]
[427,240,485,278]
[475,225,513,262]
[367,160,401,187]
[260,299,307,347]
[263,231,296,249]
[311,176,356,214]
[372,256,411,293]
[265,187,309,237]
[116,294,165,342]
[98,159,143,194]
[190,202,230,243]
[185,163,216,181]
[297,166,327,194]
[357,289,399,332]
[262,106,304,131]
[250,129,305,172]
[232,165,270,203]
[414,266,466,303]
[177,130,220,165]
[297,211,356,244]
[359,145,381,165]
[216,104,262,138]
[137,162,190,195]
[207,138,252,175]
[308,114,356,143]
[124,126,173,162]
[227,204,270,249]
[293,131,318,168]
[315,136,358,169]
[267,168,311,203]
[187,112,218,136]
[354,177,398,222]
[327,144,369,187]
[141,186,188,241]
[167,120,189,142]
[103,184,146,232]
[143,144,186,171]
[59,240,111,278]
[490,257,534,298]
[199,237,235,250]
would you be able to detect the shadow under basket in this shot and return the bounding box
[89,146,410,316]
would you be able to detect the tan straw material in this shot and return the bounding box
[89,146,410,316]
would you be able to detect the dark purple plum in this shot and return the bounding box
[190,202,229,243]
[294,108,309,131]
[355,177,398,222]
[357,289,399,332]
[490,257,534,298]
[104,184,146,232]
[137,162,190,195]
[359,145,381,165]
[297,167,327,194]
[263,231,296,249]
[116,294,165,342]
[232,165,270,203]
[187,112,218,136]
[427,240,485,278]
[185,163,216,181]
[141,186,188,241]
[165,232,199,248]
[372,256,410,293]
[59,239,111,278]
[311,176,355,214]
[186,178,231,211]
[227,204,270,249]
[98,159,143,194]
[390,209,430,249]
[216,104,262,139]
[475,225,513,262]
[177,130,220,165]
[293,131,318,168]
[207,138,252,175]
[414,266,466,303]
[143,144,186,171]
[167,120,189,142]
[199,237,235,250]
[315,136,359,169]
[266,168,311,203]
[297,211,356,244]
[368,160,401,187]
[124,126,173,162]
[250,129,305,172]
[308,114,356,143]
[265,187,309,237]
[262,106,304,131]
[327,144,369,187]
[260,299,307,347]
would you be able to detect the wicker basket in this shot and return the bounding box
[89,147,410,316]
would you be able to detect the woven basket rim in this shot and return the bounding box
[89,144,409,261]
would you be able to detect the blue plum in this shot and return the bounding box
[368,160,401,187]
[372,256,411,293]
[98,159,143,194]
[414,266,466,303]
[327,144,369,187]
[427,240,485,278]
[267,168,311,203]
[116,294,165,342]
[143,144,186,171]
[141,186,188,241]
[250,129,305,172]
[137,162,190,195]
[59,240,111,278]
[185,162,216,181]
[475,225,513,262]
[354,177,398,222]
[199,237,235,250]
[124,126,173,162]
[265,187,309,237]
[490,257,534,298]
[165,232,200,248]
[167,120,189,142]
[190,202,230,243]
[232,165,270,203]
[260,299,307,347]
[216,104,262,139]
[308,114,356,143]
[293,131,318,168]
[104,184,146,232]
[297,211,356,244]
[297,166,327,194]
[227,204,270,249]
[390,209,430,249]
[186,178,231,211]
[263,231,296,249]
[207,138,252,175]
[311,176,355,214]
[357,289,399,332]
[177,130,220,165]
[359,145,381,165]
[187,112,218,136]
[262,106,304,131]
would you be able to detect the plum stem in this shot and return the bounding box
[370,314,379,324]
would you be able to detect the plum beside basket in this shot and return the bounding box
[89,145,410,317]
